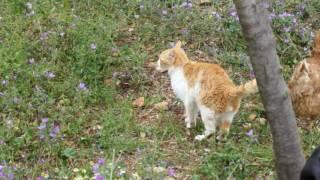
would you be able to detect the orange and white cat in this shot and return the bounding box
[289,31,320,120]
[156,41,258,141]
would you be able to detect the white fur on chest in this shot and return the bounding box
[168,68,189,100]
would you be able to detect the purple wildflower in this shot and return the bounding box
[0,92,4,97]
[268,13,276,21]
[41,118,49,123]
[38,159,45,164]
[92,164,100,174]
[187,3,192,8]
[49,125,60,138]
[181,28,189,35]
[40,32,49,41]
[284,38,290,44]
[90,43,97,50]
[38,124,46,130]
[97,158,105,165]
[36,176,44,180]
[111,47,118,53]
[44,71,55,79]
[229,8,239,21]
[283,27,290,32]
[7,173,14,180]
[278,12,293,18]
[212,11,221,19]
[0,172,5,178]
[230,11,237,17]
[246,129,254,137]
[27,58,35,64]
[78,82,88,91]
[180,2,188,7]
[95,175,105,180]
[0,165,3,171]
[167,167,176,177]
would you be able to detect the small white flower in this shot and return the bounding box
[26,2,33,10]
[162,10,168,15]
[90,43,97,50]
[27,10,35,17]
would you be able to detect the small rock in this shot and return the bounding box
[154,101,169,111]
[196,0,212,6]
[243,123,252,129]
[153,166,166,173]
[248,114,257,121]
[257,118,267,125]
[132,97,145,107]
[204,148,210,152]
[104,79,113,86]
[132,172,142,180]
[140,132,146,138]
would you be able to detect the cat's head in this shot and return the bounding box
[156,41,189,72]
[289,61,320,96]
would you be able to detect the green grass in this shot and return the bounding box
[0,0,319,179]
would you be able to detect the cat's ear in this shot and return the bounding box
[168,50,176,60]
[175,41,182,48]
[300,61,310,73]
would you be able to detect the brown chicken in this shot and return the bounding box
[288,31,320,120]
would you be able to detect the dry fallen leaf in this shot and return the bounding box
[248,113,257,121]
[196,0,212,6]
[154,101,169,111]
[104,79,113,86]
[140,132,146,138]
[243,123,252,129]
[146,62,156,69]
[257,118,267,125]
[153,166,166,173]
[132,97,144,107]
[164,177,175,180]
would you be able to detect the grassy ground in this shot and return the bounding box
[0,0,320,179]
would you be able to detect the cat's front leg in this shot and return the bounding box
[183,98,198,129]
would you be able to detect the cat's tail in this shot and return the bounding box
[235,79,258,97]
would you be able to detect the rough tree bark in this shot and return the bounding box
[233,0,305,179]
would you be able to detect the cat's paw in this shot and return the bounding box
[185,118,192,129]
[186,122,191,129]
[195,134,206,141]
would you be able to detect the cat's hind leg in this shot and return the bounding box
[195,105,216,141]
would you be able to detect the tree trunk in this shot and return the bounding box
[233,0,305,179]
